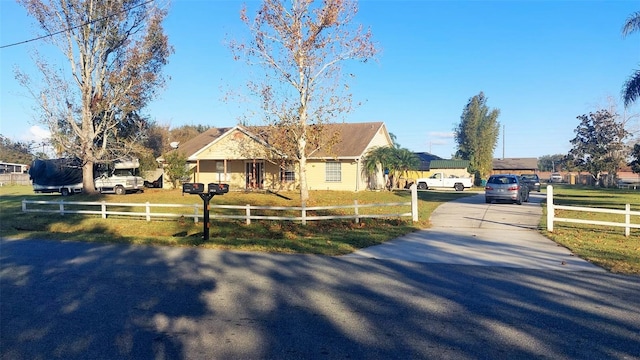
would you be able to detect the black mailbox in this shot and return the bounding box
[183,182,205,194]
[208,183,229,194]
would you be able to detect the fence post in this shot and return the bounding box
[301,203,306,226]
[246,204,251,225]
[625,203,631,237]
[101,201,107,219]
[59,200,64,216]
[547,185,554,232]
[22,199,26,212]
[146,202,151,222]
[411,183,418,222]
[354,200,359,224]
[194,204,199,224]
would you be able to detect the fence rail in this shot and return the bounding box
[546,185,639,237]
[21,187,419,224]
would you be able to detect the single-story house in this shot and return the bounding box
[405,154,470,182]
[161,122,393,191]
[491,158,538,175]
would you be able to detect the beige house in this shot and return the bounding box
[162,122,393,192]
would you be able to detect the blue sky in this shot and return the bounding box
[1,0,638,159]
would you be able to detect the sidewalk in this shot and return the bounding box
[345,193,605,271]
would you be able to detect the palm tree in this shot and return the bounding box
[622,11,640,107]
[362,146,419,190]
[362,146,393,190]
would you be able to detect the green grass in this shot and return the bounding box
[4,184,638,275]
[540,185,640,274]
[0,185,473,256]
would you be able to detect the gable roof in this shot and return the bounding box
[170,122,389,160]
[311,122,388,158]
[414,152,442,171]
[171,127,234,159]
[492,158,538,170]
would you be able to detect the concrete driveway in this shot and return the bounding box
[346,192,605,271]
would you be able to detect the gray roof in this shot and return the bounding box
[492,158,538,170]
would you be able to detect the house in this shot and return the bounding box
[491,158,538,175]
[404,153,470,183]
[162,122,393,191]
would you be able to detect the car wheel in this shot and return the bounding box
[115,185,126,195]
[485,197,491,204]
[417,183,427,190]
[516,197,522,205]
[454,183,464,191]
[61,188,70,196]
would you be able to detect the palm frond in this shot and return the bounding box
[622,68,640,107]
[622,11,640,37]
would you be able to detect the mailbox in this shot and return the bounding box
[183,182,205,194]
[208,183,229,195]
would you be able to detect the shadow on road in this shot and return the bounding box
[1,239,639,359]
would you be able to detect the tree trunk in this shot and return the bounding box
[83,160,97,194]
[298,133,309,207]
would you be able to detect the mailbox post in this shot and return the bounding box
[182,182,229,241]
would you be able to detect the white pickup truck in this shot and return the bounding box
[415,172,473,191]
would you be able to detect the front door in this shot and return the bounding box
[245,161,264,189]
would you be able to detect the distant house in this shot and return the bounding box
[403,155,471,187]
[161,122,393,191]
[492,158,538,175]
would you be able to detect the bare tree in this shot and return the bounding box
[16,0,172,193]
[230,0,378,205]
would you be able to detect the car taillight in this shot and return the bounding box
[508,185,519,191]
[485,186,493,190]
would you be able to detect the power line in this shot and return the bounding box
[0,0,155,49]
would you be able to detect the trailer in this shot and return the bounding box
[29,158,145,195]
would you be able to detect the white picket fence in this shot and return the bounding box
[21,186,419,224]
[546,185,640,237]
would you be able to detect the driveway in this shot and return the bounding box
[346,193,605,271]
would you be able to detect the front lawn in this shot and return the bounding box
[540,185,640,274]
[0,185,473,256]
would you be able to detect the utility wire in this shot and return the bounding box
[0,0,155,49]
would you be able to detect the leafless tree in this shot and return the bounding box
[16,0,172,193]
[229,0,378,205]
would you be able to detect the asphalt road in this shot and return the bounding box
[1,194,639,359]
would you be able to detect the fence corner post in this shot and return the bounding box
[301,203,307,226]
[547,185,554,232]
[411,183,418,222]
[625,203,631,237]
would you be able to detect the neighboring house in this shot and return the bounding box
[161,122,393,191]
[491,158,538,175]
[405,155,470,183]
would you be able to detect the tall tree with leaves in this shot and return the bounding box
[622,11,640,107]
[230,0,378,206]
[568,109,629,186]
[16,0,172,193]
[454,92,500,181]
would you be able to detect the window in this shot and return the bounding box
[280,163,295,182]
[325,161,341,182]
